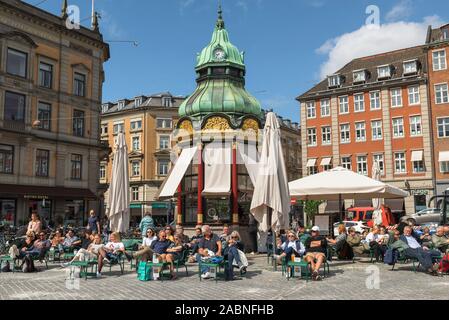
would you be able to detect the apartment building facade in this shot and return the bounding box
[298,46,434,217]
[0,0,109,226]
[100,92,185,226]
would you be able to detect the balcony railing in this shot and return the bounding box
[2,120,26,132]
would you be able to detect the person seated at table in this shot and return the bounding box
[432,226,449,254]
[401,226,441,276]
[61,234,104,267]
[276,230,305,264]
[366,226,387,262]
[420,227,433,248]
[50,229,64,248]
[61,229,81,252]
[164,225,175,242]
[347,227,369,255]
[124,228,158,262]
[224,231,247,281]
[97,232,125,277]
[304,226,328,281]
[196,225,222,279]
[80,230,93,250]
[175,225,190,244]
[327,224,353,260]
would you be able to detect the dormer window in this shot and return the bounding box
[328,74,341,88]
[377,65,391,80]
[162,97,172,107]
[443,28,448,40]
[118,100,126,110]
[135,97,142,107]
[353,70,366,83]
[403,60,418,75]
[101,103,110,113]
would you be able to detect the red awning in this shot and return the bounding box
[0,184,97,200]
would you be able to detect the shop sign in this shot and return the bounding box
[24,195,49,200]
[409,189,429,196]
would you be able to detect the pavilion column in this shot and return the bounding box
[232,142,239,225]
[197,144,204,225]
[176,183,182,225]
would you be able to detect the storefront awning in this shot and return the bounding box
[157,146,198,198]
[439,151,449,162]
[306,158,317,167]
[0,184,96,199]
[411,150,423,162]
[202,144,231,196]
[320,157,332,166]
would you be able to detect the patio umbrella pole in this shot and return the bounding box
[339,194,343,223]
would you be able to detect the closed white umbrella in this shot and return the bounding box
[372,161,383,225]
[250,112,291,232]
[107,132,130,233]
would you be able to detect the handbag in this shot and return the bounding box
[137,261,151,281]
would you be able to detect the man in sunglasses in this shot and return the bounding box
[27,232,51,261]
[304,226,328,281]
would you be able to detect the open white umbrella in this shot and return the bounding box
[250,112,291,232]
[107,132,130,233]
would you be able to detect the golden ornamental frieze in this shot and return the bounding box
[203,117,231,131]
[179,120,194,134]
[242,119,259,132]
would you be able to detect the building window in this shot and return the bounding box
[74,72,86,97]
[35,149,49,177]
[355,122,366,142]
[391,88,403,107]
[131,186,139,201]
[328,75,341,88]
[37,102,51,131]
[307,128,317,146]
[160,135,170,149]
[135,97,143,107]
[73,110,85,137]
[99,165,106,179]
[306,102,316,119]
[354,94,365,112]
[433,50,447,71]
[158,160,169,176]
[440,161,449,173]
[117,101,126,110]
[341,157,351,170]
[392,118,404,138]
[339,96,349,114]
[163,97,172,107]
[373,154,385,175]
[435,83,449,104]
[370,91,381,110]
[438,118,449,137]
[130,120,142,131]
[71,154,82,180]
[39,62,53,88]
[353,70,366,83]
[323,164,332,171]
[132,136,140,151]
[403,60,418,75]
[4,91,26,122]
[101,124,108,135]
[394,152,406,174]
[320,99,330,117]
[408,86,420,105]
[413,160,425,173]
[308,166,318,175]
[0,145,14,174]
[113,122,124,134]
[357,156,367,175]
[377,65,391,79]
[340,124,350,143]
[7,48,27,78]
[321,127,331,145]
[156,118,172,129]
[410,116,422,136]
[132,161,141,176]
[371,120,383,140]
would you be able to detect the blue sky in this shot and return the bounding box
[25,0,449,122]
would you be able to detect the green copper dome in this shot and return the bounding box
[178,6,262,123]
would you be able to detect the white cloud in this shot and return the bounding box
[179,0,196,15]
[386,0,413,22]
[316,15,443,79]
[99,9,125,39]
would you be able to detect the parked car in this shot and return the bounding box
[333,221,369,236]
[400,208,441,225]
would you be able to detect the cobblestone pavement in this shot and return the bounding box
[0,255,448,300]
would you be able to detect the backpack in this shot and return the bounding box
[1,261,11,272]
[438,254,449,273]
[384,248,399,265]
[137,261,151,281]
[337,242,354,260]
[21,254,36,273]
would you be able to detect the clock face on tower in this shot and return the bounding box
[214,48,226,61]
